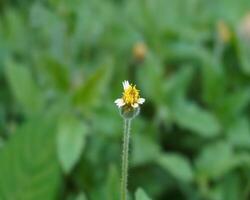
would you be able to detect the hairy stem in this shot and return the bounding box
[121,119,131,200]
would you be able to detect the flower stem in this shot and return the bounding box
[121,119,131,200]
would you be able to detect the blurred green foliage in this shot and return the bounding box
[0,0,250,199]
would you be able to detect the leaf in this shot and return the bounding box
[217,87,250,122]
[135,188,152,200]
[237,34,250,75]
[0,116,61,200]
[227,118,250,148]
[89,165,120,200]
[157,153,193,182]
[195,142,238,179]
[4,60,43,113]
[73,65,111,110]
[75,193,87,200]
[57,116,87,174]
[104,165,120,200]
[173,101,220,138]
[165,65,194,103]
[201,59,226,106]
[66,192,87,200]
[132,133,160,166]
[137,55,164,104]
[41,57,70,91]
[209,173,244,200]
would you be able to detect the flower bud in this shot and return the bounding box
[217,20,231,43]
[119,106,140,120]
[239,13,250,40]
[133,42,147,61]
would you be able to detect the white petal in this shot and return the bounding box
[132,103,139,108]
[122,80,130,90]
[114,98,125,107]
[138,98,145,104]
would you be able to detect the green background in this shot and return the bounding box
[0,0,250,199]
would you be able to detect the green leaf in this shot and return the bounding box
[157,153,193,182]
[173,101,220,138]
[75,193,87,200]
[73,65,111,110]
[66,192,87,200]
[165,65,194,102]
[132,133,160,166]
[40,57,70,91]
[57,116,87,174]
[227,118,250,148]
[104,165,120,200]
[217,87,250,122]
[0,116,61,200]
[4,61,42,113]
[201,60,226,106]
[237,34,250,75]
[135,188,152,200]
[209,173,244,200]
[195,142,238,179]
[90,165,120,200]
[137,55,164,104]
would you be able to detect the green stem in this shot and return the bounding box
[121,119,131,200]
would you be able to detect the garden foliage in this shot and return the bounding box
[0,0,250,199]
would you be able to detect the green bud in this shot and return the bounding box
[119,106,140,119]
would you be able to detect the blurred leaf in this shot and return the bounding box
[165,42,207,61]
[66,192,87,200]
[0,116,61,200]
[227,118,250,149]
[5,61,43,113]
[201,60,226,106]
[132,133,160,166]
[74,65,111,110]
[57,116,87,174]
[237,35,250,75]
[217,87,250,122]
[3,9,30,54]
[137,55,164,104]
[42,57,70,91]
[91,104,122,136]
[195,142,238,179]
[104,165,120,200]
[157,153,193,182]
[210,172,244,200]
[165,65,194,102]
[89,165,120,200]
[135,188,152,200]
[75,193,87,200]
[173,101,221,138]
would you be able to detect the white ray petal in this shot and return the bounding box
[114,98,125,107]
[137,98,145,104]
[132,103,139,108]
[122,80,130,90]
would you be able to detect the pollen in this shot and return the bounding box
[122,85,140,106]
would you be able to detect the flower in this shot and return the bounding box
[133,42,147,61]
[217,20,231,43]
[239,13,250,39]
[115,80,145,108]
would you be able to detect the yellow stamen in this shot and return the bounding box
[122,85,140,106]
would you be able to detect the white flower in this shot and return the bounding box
[115,80,145,108]
[114,98,125,108]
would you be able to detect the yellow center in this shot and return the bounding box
[122,85,140,106]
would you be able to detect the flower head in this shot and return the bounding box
[133,42,147,61]
[239,13,250,39]
[217,20,231,43]
[115,80,145,109]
